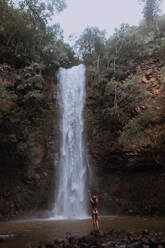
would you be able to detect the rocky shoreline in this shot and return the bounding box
[1,229,163,248]
[44,230,165,248]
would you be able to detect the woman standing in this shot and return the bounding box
[88,190,99,231]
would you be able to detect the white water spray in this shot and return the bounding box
[53,64,88,219]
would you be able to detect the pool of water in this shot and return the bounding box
[0,216,165,248]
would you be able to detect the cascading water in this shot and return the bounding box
[53,64,88,219]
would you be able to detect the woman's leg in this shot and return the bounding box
[92,214,96,230]
[95,216,99,230]
[95,211,99,231]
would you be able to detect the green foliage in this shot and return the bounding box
[42,40,76,68]
[158,14,165,33]
[102,77,147,128]
[0,79,16,117]
[77,14,165,80]
[0,0,75,171]
[119,110,154,146]
[119,81,165,165]
[0,80,9,99]
[75,7,165,169]
[15,63,46,107]
[104,24,144,79]
[0,63,51,170]
[17,0,66,24]
[0,1,76,67]
[75,26,106,68]
[75,26,106,56]
[139,0,161,26]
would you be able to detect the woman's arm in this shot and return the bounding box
[88,190,92,198]
[88,190,94,204]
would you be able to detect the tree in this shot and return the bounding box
[104,24,144,80]
[75,27,106,70]
[103,77,147,128]
[139,0,161,26]
[16,0,66,22]
[0,0,76,67]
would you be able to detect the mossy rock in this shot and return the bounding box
[24,75,44,91]
[16,84,25,92]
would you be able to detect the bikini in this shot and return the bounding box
[91,200,98,217]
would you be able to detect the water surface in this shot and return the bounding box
[0,216,165,248]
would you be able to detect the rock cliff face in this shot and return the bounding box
[85,57,165,216]
[85,57,165,169]
[0,63,59,219]
[0,55,165,219]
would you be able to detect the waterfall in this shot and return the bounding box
[53,64,88,219]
